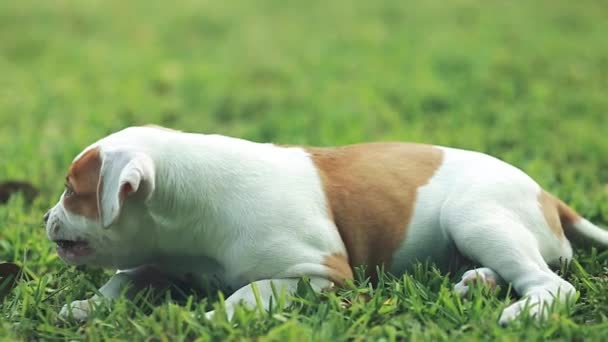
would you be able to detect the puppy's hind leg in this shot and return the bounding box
[444,206,576,325]
[205,277,334,321]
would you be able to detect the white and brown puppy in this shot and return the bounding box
[45,125,608,325]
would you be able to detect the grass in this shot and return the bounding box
[1,0,608,340]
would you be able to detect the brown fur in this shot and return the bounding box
[556,196,581,226]
[539,190,581,239]
[323,253,354,286]
[64,148,102,219]
[539,191,565,238]
[308,143,444,281]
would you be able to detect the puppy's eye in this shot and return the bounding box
[64,184,75,197]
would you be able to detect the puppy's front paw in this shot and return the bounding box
[59,299,94,322]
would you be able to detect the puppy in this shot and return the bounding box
[44,125,607,324]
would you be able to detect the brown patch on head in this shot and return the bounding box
[539,191,581,239]
[308,143,443,282]
[323,253,354,286]
[63,147,102,219]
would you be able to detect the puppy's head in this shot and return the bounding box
[45,144,155,267]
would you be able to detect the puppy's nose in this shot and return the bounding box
[43,211,50,224]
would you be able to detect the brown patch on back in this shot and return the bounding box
[539,191,581,239]
[308,143,444,281]
[323,253,354,286]
[64,147,102,219]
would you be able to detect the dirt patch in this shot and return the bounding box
[0,181,39,204]
[0,262,21,300]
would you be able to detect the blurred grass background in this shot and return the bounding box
[1,0,607,340]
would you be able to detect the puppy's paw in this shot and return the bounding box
[59,299,95,322]
[205,308,236,321]
[498,282,576,325]
[498,299,541,326]
[454,268,498,297]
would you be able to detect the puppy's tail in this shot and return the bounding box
[553,194,608,248]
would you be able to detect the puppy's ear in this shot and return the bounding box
[97,150,155,228]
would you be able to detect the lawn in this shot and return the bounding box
[1,0,608,340]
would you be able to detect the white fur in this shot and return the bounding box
[571,219,608,246]
[47,127,602,324]
[393,147,576,324]
[392,147,572,271]
[48,127,346,320]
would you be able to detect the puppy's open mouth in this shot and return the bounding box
[54,239,92,260]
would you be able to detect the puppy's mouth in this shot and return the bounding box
[54,239,93,261]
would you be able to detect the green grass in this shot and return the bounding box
[1,0,608,340]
